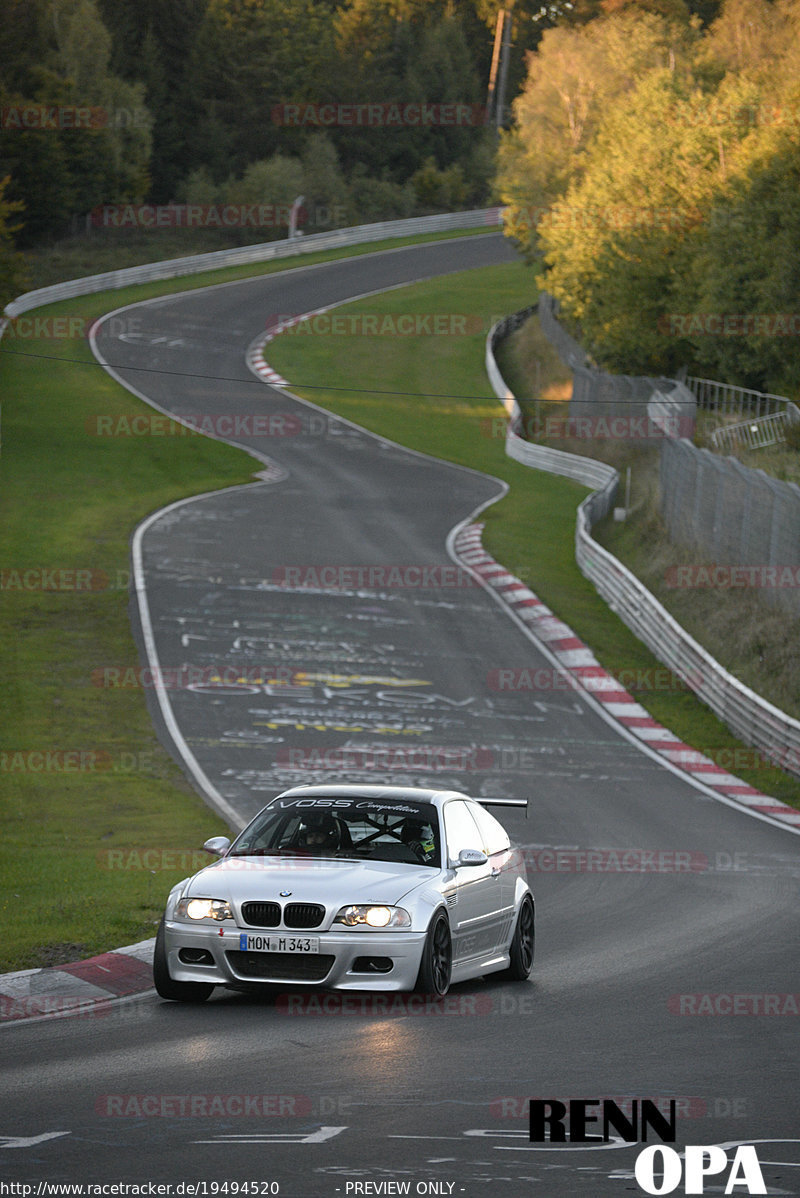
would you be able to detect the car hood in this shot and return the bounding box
[186,855,437,907]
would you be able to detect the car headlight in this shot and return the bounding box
[176,897,233,921]
[333,904,411,929]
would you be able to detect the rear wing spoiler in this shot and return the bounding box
[474,797,528,817]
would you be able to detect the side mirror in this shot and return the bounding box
[454,848,488,868]
[203,836,231,857]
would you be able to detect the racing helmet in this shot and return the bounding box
[300,812,341,852]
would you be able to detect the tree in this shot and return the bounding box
[0,0,151,241]
[411,157,468,210]
[300,134,350,228]
[0,176,28,308]
[539,68,761,372]
[683,125,800,393]
[95,0,207,200]
[495,9,699,256]
[698,0,784,74]
[331,7,489,186]
[186,0,339,177]
[224,154,304,213]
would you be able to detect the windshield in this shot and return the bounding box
[229,795,441,867]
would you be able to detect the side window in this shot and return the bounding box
[443,800,483,861]
[468,802,510,856]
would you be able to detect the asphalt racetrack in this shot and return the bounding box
[2,234,798,1197]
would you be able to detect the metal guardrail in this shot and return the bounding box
[486,314,800,780]
[687,374,800,450]
[2,208,503,320]
[486,314,619,492]
[711,409,799,451]
[686,375,792,420]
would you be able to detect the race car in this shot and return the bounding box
[153,783,534,1001]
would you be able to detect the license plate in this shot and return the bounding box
[240,933,319,954]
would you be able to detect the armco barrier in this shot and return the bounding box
[1,209,501,321]
[486,313,800,780]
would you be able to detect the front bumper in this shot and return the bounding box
[163,920,429,991]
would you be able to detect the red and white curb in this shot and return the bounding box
[0,939,155,1024]
[246,313,312,386]
[453,523,800,831]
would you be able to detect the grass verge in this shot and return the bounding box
[264,266,800,809]
[0,227,495,973]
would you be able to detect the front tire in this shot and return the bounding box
[414,912,452,997]
[502,895,535,980]
[153,919,214,1003]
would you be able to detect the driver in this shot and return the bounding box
[400,818,436,863]
[299,812,341,853]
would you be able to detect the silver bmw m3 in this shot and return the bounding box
[154,784,534,1002]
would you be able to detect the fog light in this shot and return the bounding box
[178,948,215,965]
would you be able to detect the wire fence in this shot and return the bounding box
[538,294,696,440]
[536,292,588,370]
[660,438,800,615]
[537,294,800,617]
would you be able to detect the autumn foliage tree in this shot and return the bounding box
[497,0,800,393]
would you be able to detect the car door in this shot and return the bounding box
[467,799,518,952]
[442,799,504,964]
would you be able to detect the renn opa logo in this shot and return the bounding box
[529,1100,766,1194]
